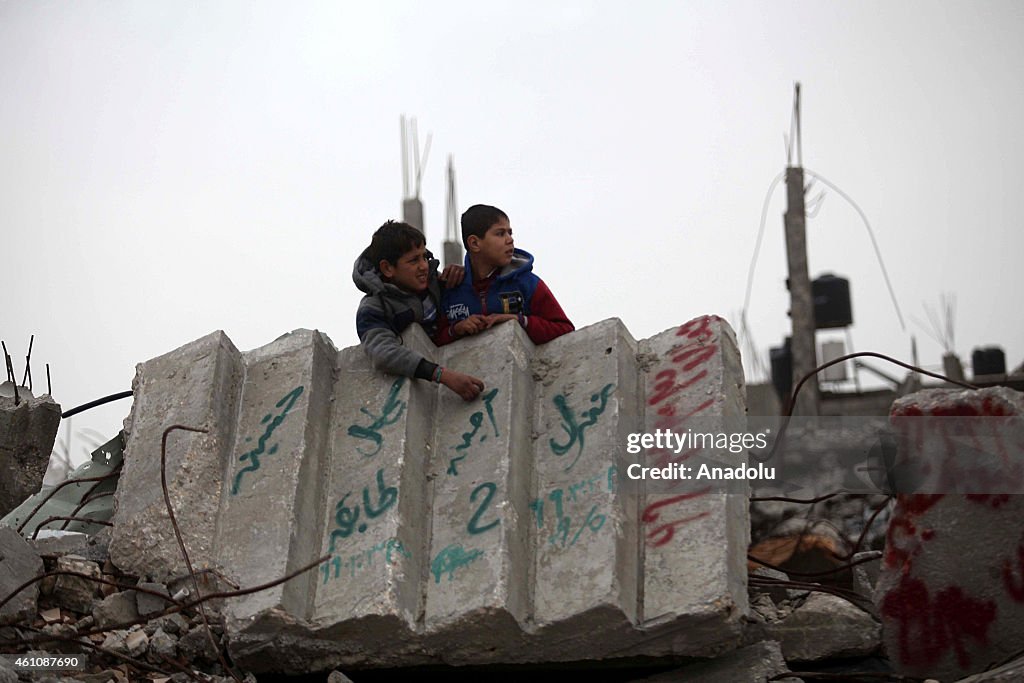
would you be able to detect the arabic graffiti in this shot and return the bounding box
[642,489,712,547]
[881,574,997,670]
[347,377,407,457]
[447,388,500,476]
[431,544,485,583]
[640,316,721,547]
[529,465,616,548]
[320,536,410,584]
[327,467,398,552]
[549,383,616,471]
[231,385,305,495]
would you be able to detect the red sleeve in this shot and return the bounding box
[432,306,457,346]
[524,279,574,344]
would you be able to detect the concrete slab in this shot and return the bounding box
[113,315,751,672]
[877,387,1024,682]
[309,325,436,660]
[632,315,748,655]
[216,329,335,625]
[529,318,641,651]
[422,320,535,657]
[110,331,243,581]
[0,525,43,625]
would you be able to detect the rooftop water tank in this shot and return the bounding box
[812,273,853,329]
[972,346,1006,377]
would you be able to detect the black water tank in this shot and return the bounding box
[770,338,792,402]
[812,273,853,329]
[972,346,1006,376]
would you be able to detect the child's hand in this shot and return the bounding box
[454,315,489,337]
[440,368,485,401]
[439,265,465,288]
[485,314,518,326]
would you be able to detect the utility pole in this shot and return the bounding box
[442,155,464,267]
[784,83,819,416]
[400,115,430,233]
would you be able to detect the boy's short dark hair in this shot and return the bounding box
[461,204,508,250]
[369,220,426,267]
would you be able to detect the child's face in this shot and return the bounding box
[474,217,514,270]
[380,243,429,293]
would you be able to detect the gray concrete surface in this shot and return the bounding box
[0,394,61,518]
[770,592,880,661]
[110,316,749,672]
[422,321,534,650]
[633,316,749,655]
[110,330,244,581]
[529,318,640,644]
[0,525,43,625]
[215,329,334,626]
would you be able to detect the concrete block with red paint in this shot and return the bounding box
[635,315,749,654]
[876,387,1024,681]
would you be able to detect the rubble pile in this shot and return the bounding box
[0,529,265,683]
[5,478,1024,681]
[4,325,1024,681]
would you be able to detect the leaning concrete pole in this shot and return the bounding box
[784,165,818,416]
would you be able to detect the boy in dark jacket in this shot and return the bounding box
[354,220,485,401]
[434,204,574,346]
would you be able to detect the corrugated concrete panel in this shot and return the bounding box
[310,333,434,661]
[529,318,640,644]
[216,329,335,625]
[423,321,534,653]
[111,330,244,581]
[112,317,748,672]
[635,315,748,654]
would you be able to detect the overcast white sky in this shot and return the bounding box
[4,1,1023,465]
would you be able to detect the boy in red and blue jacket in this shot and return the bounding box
[434,204,574,346]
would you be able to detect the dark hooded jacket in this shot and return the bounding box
[353,248,441,380]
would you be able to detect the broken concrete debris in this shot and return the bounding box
[0,394,61,519]
[876,387,1024,682]
[0,532,256,681]
[767,591,880,661]
[0,526,43,627]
